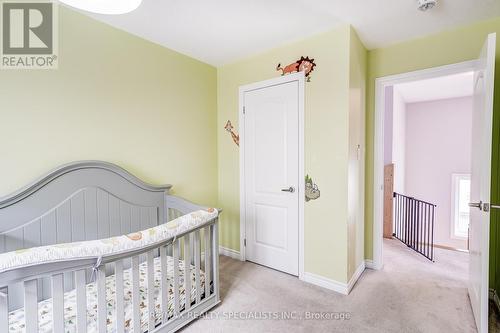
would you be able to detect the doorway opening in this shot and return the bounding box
[374,62,478,328]
[372,32,497,331]
[385,71,474,257]
[373,60,477,269]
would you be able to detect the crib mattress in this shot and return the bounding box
[8,256,205,332]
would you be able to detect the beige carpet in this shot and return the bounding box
[183,238,476,332]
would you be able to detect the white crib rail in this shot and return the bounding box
[0,215,220,333]
[24,279,37,333]
[172,239,180,317]
[96,268,107,332]
[146,250,155,331]
[160,246,168,318]
[0,289,7,332]
[75,270,87,333]
[51,274,64,333]
[114,261,125,333]
[131,255,141,332]
[193,230,201,305]
[183,235,192,312]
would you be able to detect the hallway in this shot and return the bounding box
[379,238,474,332]
[183,239,475,332]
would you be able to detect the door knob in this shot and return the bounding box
[469,202,500,212]
[281,186,295,193]
[469,201,483,210]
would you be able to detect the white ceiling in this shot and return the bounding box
[394,72,474,103]
[76,0,500,66]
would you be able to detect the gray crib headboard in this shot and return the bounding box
[0,161,172,254]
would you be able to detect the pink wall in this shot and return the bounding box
[384,86,394,165]
[405,96,472,250]
[392,88,406,194]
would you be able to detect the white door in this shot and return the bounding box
[241,75,303,276]
[469,33,496,333]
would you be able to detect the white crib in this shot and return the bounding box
[0,161,220,332]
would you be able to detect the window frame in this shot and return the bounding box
[450,173,471,240]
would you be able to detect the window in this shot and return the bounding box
[451,174,471,239]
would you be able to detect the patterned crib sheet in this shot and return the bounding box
[8,256,205,332]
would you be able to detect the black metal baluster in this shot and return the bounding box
[424,204,428,258]
[409,197,412,246]
[400,195,403,242]
[400,195,403,240]
[431,205,435,261]
[412,199,416,249]
[421,203,424,254]
[398,194,401,240]
[394,193,398,239]
[405,197,409,245]
[407,198,410,246]
[396,193,399,240]
[421,203,424,255]
[427,207,431,257]
[416,201,421,252]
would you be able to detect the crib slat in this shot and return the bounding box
[173,239,180,316]
[184,234,192,310]
[0,288,8,333]
[212,222,220,302]
[131,256,141,333]
[24,279,38,333]
[115,260,125,333]
[194,230,201,304]
[147,250,155,330]
[204,226,211,298]
[52,274,64,333]
[160,246,168,319]
[75,270,87,333]
[97,268,107,332]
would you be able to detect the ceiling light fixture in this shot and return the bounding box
[417,0,437,11]
[58,0,142,15]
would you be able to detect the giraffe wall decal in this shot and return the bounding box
[225,120,239,147]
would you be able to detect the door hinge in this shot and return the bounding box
[244,238,246,246]
[243,106,245,115]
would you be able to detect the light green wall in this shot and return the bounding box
[11,4,498,286]
[347,27,367,279]
[365,17,500,260]
[217,26,357,283]
[0,6,218,207]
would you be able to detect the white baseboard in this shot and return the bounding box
[218,246,365,295]
[365,259,375,269]
[365,259,383,270]
[219,246,242,260]
[302,272,349,295]
[347,262,365,294]
[302,262,365,296]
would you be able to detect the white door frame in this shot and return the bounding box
[372,60,477,270]
[239,72,305,279]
